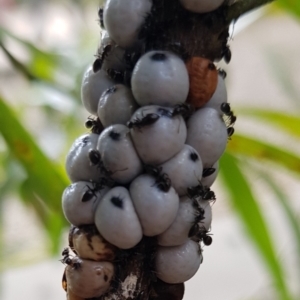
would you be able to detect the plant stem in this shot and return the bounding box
[226,0,275,23]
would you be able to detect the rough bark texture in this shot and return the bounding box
[75,1,274,299]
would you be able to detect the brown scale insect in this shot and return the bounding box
[185,56,218,108]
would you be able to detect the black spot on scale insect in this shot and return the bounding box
[110,196,124,209]
[189,151,199,162]
[109,129,121,141]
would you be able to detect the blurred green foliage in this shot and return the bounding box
[0,0,299,299]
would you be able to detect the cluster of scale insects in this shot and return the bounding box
[60,0,239,297]
[80,98,237,248]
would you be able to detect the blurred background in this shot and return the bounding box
[0,0,299,299]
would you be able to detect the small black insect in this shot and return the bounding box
[218,68,227,79]
[188,201,205,238]
[222,45,232,64]
[172,103,194,119]
[61,247,69,257]
[188,216,204,238]
[220,102,231,115]
[60,247,81,268]
[92,58,102,73]
[81,184,98,202]
[194,229,213,246]
[220,102,237,126]
[85,116,104,134]
[106,49,142,86]
[98,7,105,29]
[187,183,216,202]
[144,164,171,192]
[127,113,160,129]
[202,168,216,178]
[72,257,82,269]
[88,149,113,178]
[106,68,123,81]
[227,126,234,138]
[93,44,112,73]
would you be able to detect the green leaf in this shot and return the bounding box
[275,0,300,19]
[20,179,66,254]
[259,172,300,286]
[264,50,300,106]
[219,152,292,300]
[227,134,300,174]
[0,27,67,84]
[0,42,37,81]
[237,109,300,138]
[0,97,69,232]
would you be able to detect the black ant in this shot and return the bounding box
[98,7,105,29]
[194,229,213,246]
[202,168,216,178]
[127,113,160,130]
[85,116,104,134]
[60,247,81,269]
[227,126,234,138]
[106,68,131,85]
[188,211,205,238]
[220,102,237,126]
[82,178,113,203]
[172,103,195,120]
[144,164,171,192]
[93,44,112,73]
[106,49,142,86]
[88,150,111,177]
[82,186,96,202]
[222,45,231,64]
[218,68,227,79]
[187,182,216,202]
[88,150,128,179]
[188,199,205,238]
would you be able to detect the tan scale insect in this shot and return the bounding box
[185,56,218,108]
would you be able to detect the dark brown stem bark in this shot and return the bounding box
[226,0,275,23]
